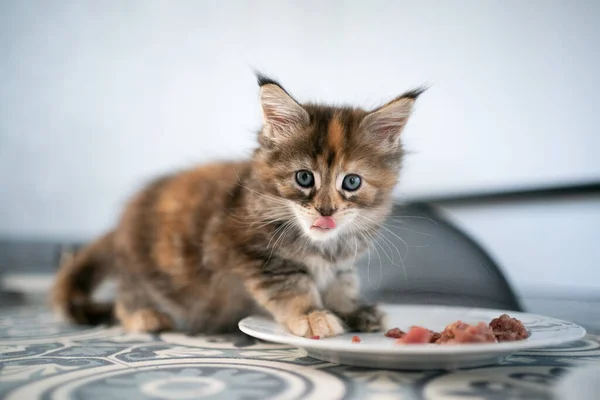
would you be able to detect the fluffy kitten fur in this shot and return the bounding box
[52,75,423,337]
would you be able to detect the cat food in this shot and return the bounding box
[351,335,361,343]
[436,321,496,344]
[395,326,433,344]
[384,327,406,338]
[430,332,442,343]
[489,314,528,341]
[387,314,527,345]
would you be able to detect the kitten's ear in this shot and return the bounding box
[360,88,425,145]
[258,75,309,141]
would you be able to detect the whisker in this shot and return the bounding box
[346,225,360,270]
[263,220,296,268]
[387,215,438,225]
[353,228,379,290]
[377,232,408,280]
[374,229,406,264]
[359,215,410,259]
[248,212,293,230]
[381,222,434,237]
[355,215,409,281]
[228,175,290,207]
[266,222,289,249]
[271,221,297,253]
[364,231,383,291]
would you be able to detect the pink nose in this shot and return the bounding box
[311,216,336,230]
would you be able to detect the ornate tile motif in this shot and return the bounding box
[1,306,598,399]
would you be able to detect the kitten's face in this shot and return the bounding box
[253,77,421,243]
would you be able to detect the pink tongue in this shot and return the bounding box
[312,216,336,229]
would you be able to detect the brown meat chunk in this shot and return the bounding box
[489,314,528,341]
[436,320,497,344]
[396,326,433,344]
[384,327,406,339]
[430,331,442,343]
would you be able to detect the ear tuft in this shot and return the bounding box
[397,86,428,100]
[360,87,425,144]
[255,72,282,88]
[259,79,309,141]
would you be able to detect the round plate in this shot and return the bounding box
[238,304,586,370]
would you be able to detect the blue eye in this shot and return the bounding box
[342,174,361,191]
[295,170,314,188]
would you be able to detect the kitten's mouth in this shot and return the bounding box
[310,216,336,230]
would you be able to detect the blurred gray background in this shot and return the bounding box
[1,1,599,305]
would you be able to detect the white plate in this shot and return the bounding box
[238,304,586,370]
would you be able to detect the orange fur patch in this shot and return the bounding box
[116,302,173,332]
[327,115,344,151]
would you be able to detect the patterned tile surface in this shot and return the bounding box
[1,306,599,399]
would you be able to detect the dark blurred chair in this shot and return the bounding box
[357,203,522,311]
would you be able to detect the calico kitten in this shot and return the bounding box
[52,75,423,338]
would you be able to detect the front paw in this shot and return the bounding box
[342,304,387,332]
[286,309,346,338]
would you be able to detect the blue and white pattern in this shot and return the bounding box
[1,306,599,399]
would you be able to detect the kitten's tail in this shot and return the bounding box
[51,231,116,325]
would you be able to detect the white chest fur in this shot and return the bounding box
[304,255,338,292]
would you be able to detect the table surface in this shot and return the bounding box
[1,306,599,400]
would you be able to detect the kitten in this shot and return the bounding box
[51,75,423,338]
